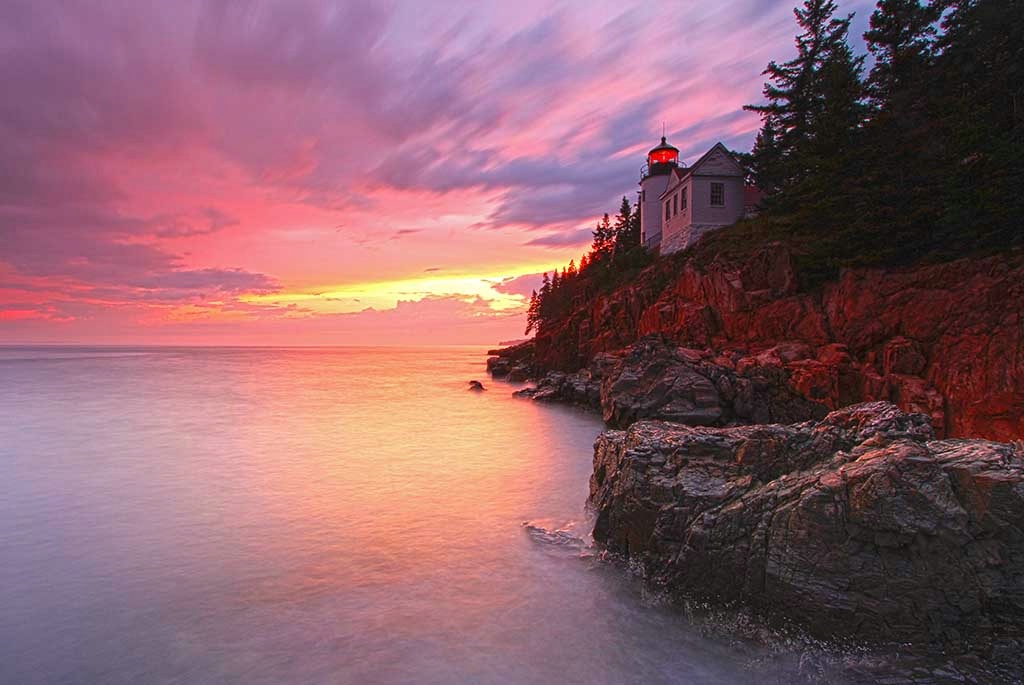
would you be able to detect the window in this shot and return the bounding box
[673,193,678,216]
[680,187,688,210]
[665,201,671,221]
[710,182,725,207]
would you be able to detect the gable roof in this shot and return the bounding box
[689,142,744,176]
[659,166,691,199]
[659,142,744,200]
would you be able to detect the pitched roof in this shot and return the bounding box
[659,167,691,199]
[659,142,744,200]
[688,142,744,176]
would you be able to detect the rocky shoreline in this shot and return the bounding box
[487,338,1024,673]
[591,403,1024,653]
[493,335,831,428]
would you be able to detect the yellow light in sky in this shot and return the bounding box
[240,264,563,315]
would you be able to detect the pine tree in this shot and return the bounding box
[525,289,539,335]
[522,198,655,336]
[927,0,1024,248]
[809,30,865,156]
[535,272,552,331]
[629,202,641,249]
[745,0,865,203]
[749,118,784,195]
[590,213,614,259]
[850,0,945,250]
[612,196,640,256]
[864,0,941,112]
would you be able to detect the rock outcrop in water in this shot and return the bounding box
[486,341,536,382]
[511,337,830,428]
[589,401,1024,650]
[504,245,1023,441]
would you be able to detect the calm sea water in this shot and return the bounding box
[0,346,857,684]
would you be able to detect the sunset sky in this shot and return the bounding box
[0,0,873,345]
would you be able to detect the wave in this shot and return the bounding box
[521,519,595,558]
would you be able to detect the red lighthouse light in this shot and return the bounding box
[649,148,678,164]
[647,136,679,167]
[641,136,680,182]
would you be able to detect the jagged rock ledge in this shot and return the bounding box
[528,244,1024,441]
[500,336,830,428]
[485,340,536,382]
[513,369,602,407]
[589,401,1024,657]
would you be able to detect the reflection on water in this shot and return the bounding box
[1,346,852,684]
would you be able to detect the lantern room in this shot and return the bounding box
[641,136,680,181]
[648,136,679,166]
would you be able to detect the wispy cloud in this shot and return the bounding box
[0,0,876,343]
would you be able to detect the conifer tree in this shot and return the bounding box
[745,0,865,202]
[612,196,640,256]
[851,0,944,243]
[538,272,550,300]
[749,119,784,195]
[864,0,941,112]
[629,203,641,250]
[535,272,552,331]
[927,0,1024,244]
[590,213,614,258]
[525,290,539,335]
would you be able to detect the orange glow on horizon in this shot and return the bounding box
[0,1,786,345]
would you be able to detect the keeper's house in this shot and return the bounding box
[638,137,760,253]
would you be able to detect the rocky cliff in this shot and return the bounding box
[590,402,1024,653]
[529,244,1023,441]
[488,245,1024,666]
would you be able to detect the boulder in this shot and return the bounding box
[505,365,532,382]
[597,337,828,429]
[600,344,723,428]
[487,340,536,379]
[589,402,1024,652]
[486,357,511,377]
[513,370,600,408]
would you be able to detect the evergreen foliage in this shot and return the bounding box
[525,196,651,335]
[741,0,1023,285]
[744,0,866,210]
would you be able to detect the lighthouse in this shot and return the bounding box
[638,136,681,249]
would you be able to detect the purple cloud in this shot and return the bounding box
[524,228,594,248]
[0,0,880,343]
[492,273,545,297]
[154,208,240,238]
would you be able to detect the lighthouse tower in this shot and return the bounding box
[639,136,681,249]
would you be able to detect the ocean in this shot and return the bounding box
[0,345,855,684]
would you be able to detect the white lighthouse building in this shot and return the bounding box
[638,136,681,249]
[639,137,749,254]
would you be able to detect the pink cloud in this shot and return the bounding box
[0,0,877,344]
